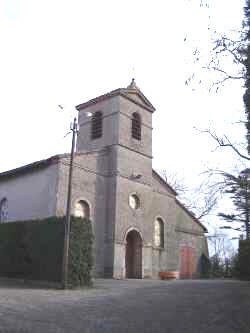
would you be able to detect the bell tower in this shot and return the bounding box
[75,80,156,278]
[76,79,155,184]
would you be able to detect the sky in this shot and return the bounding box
[0,0,247,243]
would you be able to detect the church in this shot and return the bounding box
[0,80,208,279]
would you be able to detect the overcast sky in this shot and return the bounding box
[0,0,247,239]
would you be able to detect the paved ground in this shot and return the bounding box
[0,278,249,333]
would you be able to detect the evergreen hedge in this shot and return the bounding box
[0,216,93,288]
[199,254,211,278]
[68,216,94,288]
[235,239,250,280]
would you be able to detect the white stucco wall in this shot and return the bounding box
[0,163,58,222]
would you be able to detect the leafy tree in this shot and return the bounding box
[218,168,250,239]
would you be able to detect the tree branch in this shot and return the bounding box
[196,128,250,161]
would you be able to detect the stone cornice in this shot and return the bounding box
[76,87,156,113]
[175,226,204,236]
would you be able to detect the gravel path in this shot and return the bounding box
[0,279,249,333]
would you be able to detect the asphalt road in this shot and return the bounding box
[0,279,249,333]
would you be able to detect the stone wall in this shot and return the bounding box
[119,96,153,159]
[73,88,209,279]
[56,152,110,277]
[76,96,120,153]
[112,174,179,279]
[175,203,208,278]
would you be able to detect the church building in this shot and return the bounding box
[0,80,208,279]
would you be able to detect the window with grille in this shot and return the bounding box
[154,218,164,248]
[91,111,103,139]
[131,113,141,140]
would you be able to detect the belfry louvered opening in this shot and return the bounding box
[91,111,103,139]
[131,112,141,140]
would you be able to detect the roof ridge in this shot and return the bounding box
[76,82,155,112]
[175,198,208,233]
[152,169,177,195]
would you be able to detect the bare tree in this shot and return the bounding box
[207,226,236,277]
[207,227,235,258]
[159,170,220,220]
[195,127,250,161]
[186,1,250,155]
[160,170,188,195]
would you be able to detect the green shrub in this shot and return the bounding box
[231,253,240,278]
[68,217,94,288]
[237,240,250,280]
[210,254,225,278]
[0,216,93,287]
[0,217,64,281]
[199,254,211,278]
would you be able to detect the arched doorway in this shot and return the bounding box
[125,230,142,279]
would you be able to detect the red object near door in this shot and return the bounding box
[180,245,196,279]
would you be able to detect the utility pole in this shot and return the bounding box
[62,117,78,289]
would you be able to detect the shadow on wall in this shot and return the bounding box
[197,254,211,278]
[95,147,115,278]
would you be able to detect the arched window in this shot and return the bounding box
[91,111,103,139]
[74,200,90,219]
[154,218,164,248]
[129,194,140,210]
[131,113,141,140]
[0,198,8,223]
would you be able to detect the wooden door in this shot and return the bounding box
[125,230,142,278]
